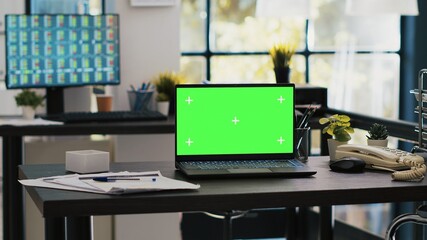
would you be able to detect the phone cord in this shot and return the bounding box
[392,159,426,182]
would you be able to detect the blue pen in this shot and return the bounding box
[141,82,146,90]
[93,177,140,182]
[92,177,157,182]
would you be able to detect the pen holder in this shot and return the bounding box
[127,90,154,111]
[296,127,310,162]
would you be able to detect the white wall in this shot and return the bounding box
[0,0,25,82]
[112,2,180,111]
[0,0,25,115]
[111,1,181,239]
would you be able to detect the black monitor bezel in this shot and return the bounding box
[175,83,297,162]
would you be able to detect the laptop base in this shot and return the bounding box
[176,160,316,179]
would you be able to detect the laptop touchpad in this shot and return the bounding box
[227,168,272,173]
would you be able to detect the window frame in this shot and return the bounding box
[181,0,402,86]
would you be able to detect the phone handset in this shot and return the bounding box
[335,144,426,181]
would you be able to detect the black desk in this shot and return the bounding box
[19,157,427,240]
[1,85,329,240]
[0,118,175,240]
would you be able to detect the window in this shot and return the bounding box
[180,0,402,236]
[180,0,400,119]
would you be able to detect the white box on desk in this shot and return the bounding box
[66,150,110,173]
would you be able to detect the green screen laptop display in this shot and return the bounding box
[176,84,295,157]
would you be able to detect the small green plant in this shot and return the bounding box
[153,71,184,101]
[156,92,170,102]
[14,90,45,110]
[269,42,297,69]
[319,114,354,142]
[367,123,388,140]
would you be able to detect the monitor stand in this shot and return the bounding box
[46,88,64,115]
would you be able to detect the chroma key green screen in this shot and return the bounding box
[176,85,294,156]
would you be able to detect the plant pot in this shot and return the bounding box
[22,106,35,120]
[157,101,170,116]
[367,139,388,147]
[327,138,348,161]
[274,67,291,84]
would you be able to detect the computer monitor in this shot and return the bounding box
[5,14,120,114]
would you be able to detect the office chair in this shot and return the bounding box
[385,205,427,240]
[204,211,248,240]
[181,209,293,240]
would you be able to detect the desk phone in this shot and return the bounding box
[335,144,426,181]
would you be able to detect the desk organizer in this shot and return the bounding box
[127,90,154,111]
[66,150,110,173]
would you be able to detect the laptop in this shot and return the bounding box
[175,83,316,178]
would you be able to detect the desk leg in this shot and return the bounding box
[319,206,334,240]
[286,207,297,240]
[3,136,24,240]
[45,217,65,240]
[66,216,92,240]
[223,212,232,240]
[297,207,309,240]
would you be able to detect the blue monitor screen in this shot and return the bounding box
[5,14,120,89]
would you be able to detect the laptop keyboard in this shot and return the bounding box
[180,160,304,170]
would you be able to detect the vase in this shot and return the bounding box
[274,67,291,84]
[157,101,170,116]
[327,138,348,161]
[22,106,35,120]
[367,139,388,147]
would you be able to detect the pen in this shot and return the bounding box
[93,177,140,182]
[42,173,160,182]
[79,173,159,180]
[297,105,318,128]
[302,107,316,128]
[92,177,158,182]
[297,105,311,128]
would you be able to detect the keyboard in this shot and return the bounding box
[39,110,167,123]
[180,160,304,170]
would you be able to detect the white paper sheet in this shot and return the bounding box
[0,118,63,126]
[19,171,200,195]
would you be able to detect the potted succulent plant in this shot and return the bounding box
[319,114,354,160]
[153,71,184,115]
[366,123,389,147]
[14,89,45,119]
[269,42,296,84]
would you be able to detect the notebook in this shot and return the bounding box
[175,84,316,178]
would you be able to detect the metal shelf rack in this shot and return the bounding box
[412,69,427,153]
